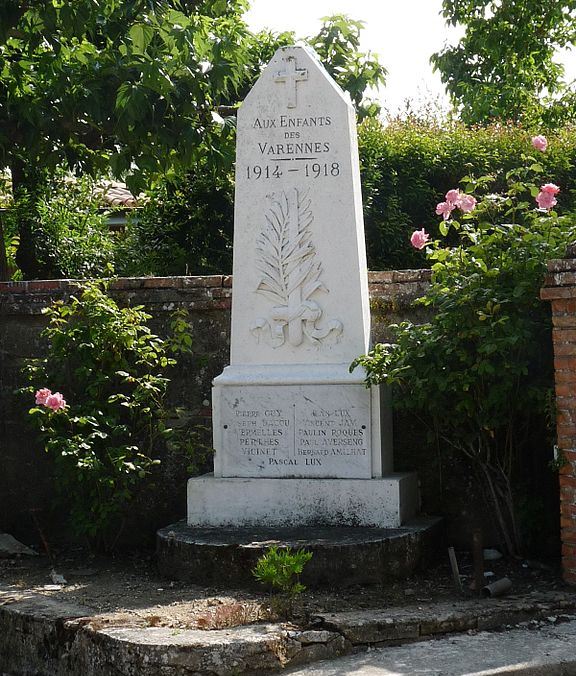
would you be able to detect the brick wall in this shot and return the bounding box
[542,259,576,584]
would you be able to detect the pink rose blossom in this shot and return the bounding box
[541,183,560,195]
[531,135,548,152]
[445,189,460,203]
[410,228,430,250]
[456,193,477,213]
[535,190,557,210]
[45,392,67,411]
[436,201,456,220]
[35,388,52,406]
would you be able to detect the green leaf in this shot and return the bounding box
[129,23,154,54]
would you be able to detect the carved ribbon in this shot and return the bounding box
[251,300,343,348]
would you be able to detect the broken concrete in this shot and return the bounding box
[0,533,38,558]
[2,586,576,675]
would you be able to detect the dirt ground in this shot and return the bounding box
[0,547,566,632]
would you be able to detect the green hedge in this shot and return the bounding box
[359,119,576,270]
[119,120,576,276]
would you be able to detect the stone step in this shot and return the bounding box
[156,517,443,588]
[2,586,576,675]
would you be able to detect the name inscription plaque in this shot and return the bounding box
[217,384,371,478]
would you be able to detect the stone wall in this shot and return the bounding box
[1,271,449,549]
[541,259,576,584]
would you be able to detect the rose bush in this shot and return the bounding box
[22,282,195,550]
[354,136,576,554]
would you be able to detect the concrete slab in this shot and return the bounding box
[284,617,576,675]
[2,584,576,675]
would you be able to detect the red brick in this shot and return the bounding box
[554,343,576,356]
[557,436,576,451]
[546,272,576,287]
[556,397,576,409]
[182,276,223,288]
[555,371,576,383]
[548,259,576,273]
[368,271,395,283]
[561,449,576,462]
[26,280,65,291]
[561,543,576,557]
[542,286,576,300]
[142,277,183,289]
[210,288,232,299]
[555,356,576,371]
[562,569,576,585]
[561,517,575,529]
[561,529,576,544]
[551,299,576,313]
[222,276,233,288]
[560,503,576,517]
[108,278,145,290]
[553,315,576,328]
[553,329,576,342]
[560,476,576,489]
[555,384,576,397]
[557,410,576,426]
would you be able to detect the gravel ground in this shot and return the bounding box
[0,546,565,631]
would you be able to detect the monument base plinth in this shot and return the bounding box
[157,518,443,588]
[187,473,418,528]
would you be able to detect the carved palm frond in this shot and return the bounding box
[255,189,324,305]
[255,193,289,304]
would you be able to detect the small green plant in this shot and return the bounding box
[253,546,313,617]
[21,282,188,550]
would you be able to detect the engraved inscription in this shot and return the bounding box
[221,386,372,478]
[251,188,343,348]
[273,56,308,109]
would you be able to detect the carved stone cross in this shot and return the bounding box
[273,56,308,109]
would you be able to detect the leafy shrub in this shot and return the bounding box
[359,119,576,270]
[117,165,234,277]
[253,546,313,617]
[30,172,118,279]
[353,144,576,555]
[22,282,187,549]
[119,120,576,277]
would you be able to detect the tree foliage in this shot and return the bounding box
[0,3,387,279]
[0,0,251,276]
[307,15,386,119]
[431,0,576,125]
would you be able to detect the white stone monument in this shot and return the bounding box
[188,45,418,528]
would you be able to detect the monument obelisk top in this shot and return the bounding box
[230,45,370,367]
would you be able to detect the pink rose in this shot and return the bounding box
[531,135,548,152]
[457,193,477,213]
[535,190,557,210]
[436,201,456,220]
[35,388,52,405]
[45,392,67,411]
[541,183,560,195]
[410,228,430,250]
[445,189,460,203]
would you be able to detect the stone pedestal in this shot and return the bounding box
[158,517,443,588]
[188,473,418,528]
